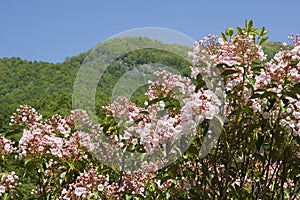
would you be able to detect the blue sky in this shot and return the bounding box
[0,0,299,63]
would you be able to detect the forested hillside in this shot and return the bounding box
[0,37,192,135]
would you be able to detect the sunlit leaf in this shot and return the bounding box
[259,36,269,45]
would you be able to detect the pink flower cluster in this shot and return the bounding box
[106,95,181,154]
[189,32,266,100]
[117,169,156,197]
[0,134,16,155]
[105,96,147,149]
[0,172,21,197]
[217,33,266,66]
[188,34,218,67]
[58,168,117,199]
[59,167,156,199]
[288,33,300,46]
[253,35,300,136]
[10,105,98,160]
[279,96,300,136]
[190,31,300,140]
[146,70,195,100]
[106,70,221,154]
[191,32,266,67]
[9,104,42,127]
[255,45,300,90]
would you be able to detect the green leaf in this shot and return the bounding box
[125,194,132,200]
[4,129,21,137]
[245,20,249,27]
[139,110,149,115]
[259,37,269,45]
[24,157,34,165]
[261,90,277,98]
[237,27,243,35]
[60,171,67,179]
[249,20,253,28]
[228,27,234,37]
[134,118,144,125]
[294,82,300,88]
[24,157,38,170]
[221,69,238,76]
[67,161,75,171]
[259,27,265,36]
[148,98,160,106]
[196,72,203,82]
[256,135,265,151]
[290,84,300,94]
[267,98,276,111]
[252,65,264,74]
[220,32,227,41]
[216,63,232,69]
[3,193,8,200]
[283,91,298,99]
[1,173,5,182]
[246,20,253,33]
[250,93,262,99]
[255,153,265,163]
[133,194,145,199]
[196,80,206,92]
[151,182,158,191]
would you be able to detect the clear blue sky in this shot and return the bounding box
[0,0,299,63]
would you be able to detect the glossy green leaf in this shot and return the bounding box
[228,27,234,37]
[221,69,238,76]
[220,32,227,41]
[259,27,266,36]
[237,27,243,35]
[284,91,298,99]
[259,36,269,45]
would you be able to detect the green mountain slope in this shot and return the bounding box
[0,37,192,134]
